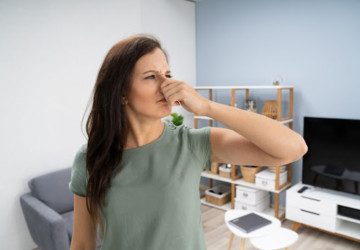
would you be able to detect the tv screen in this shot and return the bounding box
[302,117,360,195]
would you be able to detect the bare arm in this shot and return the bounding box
[206,101,308,166]
[70,195,98,250]
[158,77,307,166]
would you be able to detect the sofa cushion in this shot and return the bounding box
[61,210,74,242]
[62,210,102,249]
[28,167,74,214]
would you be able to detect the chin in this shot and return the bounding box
[159,108,172,118]
[162,111,172,118]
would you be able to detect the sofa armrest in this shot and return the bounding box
[20,193,70,250]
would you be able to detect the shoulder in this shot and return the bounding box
[166,120,211,138]
[73,143,87,165]
[76,143,87,155]
[165,121,190,135]
[80,143,87,151]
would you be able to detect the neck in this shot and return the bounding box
[124,119,164,150]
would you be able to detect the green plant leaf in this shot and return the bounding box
[168,112,184,126]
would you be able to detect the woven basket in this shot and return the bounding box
[205,186,231,206]
[219,168,232,178]
[240,166,263,183]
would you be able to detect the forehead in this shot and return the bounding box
[134,48,169,72]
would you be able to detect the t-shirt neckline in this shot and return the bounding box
[123,121,169,153]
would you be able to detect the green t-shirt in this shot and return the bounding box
[69,121,212,250]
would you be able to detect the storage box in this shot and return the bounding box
[219,165,240,178]
[255,169,288,191]
[235,195,270,212]
[235,186,269,206]
[205,185,231,206]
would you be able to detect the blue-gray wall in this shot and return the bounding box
[196,0,360,186]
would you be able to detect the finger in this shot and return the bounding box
[160,79,176,91]
[161,82,182,96]
[164,83,183,101]
[168,90,185,106]
[160,75,179,89]
[171,100,181,106]
[162,83,179,99]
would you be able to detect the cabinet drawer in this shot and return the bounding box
[286,193,336,216]
[286,206,336,232]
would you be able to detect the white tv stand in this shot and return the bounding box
[286,182,360,242]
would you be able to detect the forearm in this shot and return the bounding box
[205,101,308,162]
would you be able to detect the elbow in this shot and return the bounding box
[274,137,308,166]
[288,136,308,163]
[297,136,308,159]
[268,139,308,167]
[300,139,308,157]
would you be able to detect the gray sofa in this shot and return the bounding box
[20,167,102,250]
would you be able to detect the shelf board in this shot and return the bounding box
[233,179,291,193]
[194,116,293,125]
[200,198,232,211]
[195,85,294,90]
[201,171,290,193]
[200,197,286,219]
[336,220,360,240]
[201,171,240,184]
[337,215,360,224]
[279,119,293,124]
[194,116,214,120]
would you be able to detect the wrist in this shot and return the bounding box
[202,100,215,117]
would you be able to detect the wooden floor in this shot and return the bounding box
[33,205,360,250]
[201,204,360,250]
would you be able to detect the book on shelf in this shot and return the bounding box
[228,212,272,233]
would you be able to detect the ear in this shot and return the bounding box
[122,96,128,105]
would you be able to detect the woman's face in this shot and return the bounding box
[125,48,173,121]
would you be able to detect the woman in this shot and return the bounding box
[69,34,308,250]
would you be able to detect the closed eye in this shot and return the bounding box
[144,74,172,80]
[144,75,156,79]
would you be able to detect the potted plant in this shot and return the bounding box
[167,112,184,126]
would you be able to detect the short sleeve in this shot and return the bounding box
[186,126,212,171]
[69,144,88,197]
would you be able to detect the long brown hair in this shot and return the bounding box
[82,34,167,232]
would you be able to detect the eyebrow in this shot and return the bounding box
[142,70,171,75]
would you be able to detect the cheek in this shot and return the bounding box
[130,84,157,105]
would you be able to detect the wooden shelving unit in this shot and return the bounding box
[195,85,294,220]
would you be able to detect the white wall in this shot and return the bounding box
[0,0,195,249]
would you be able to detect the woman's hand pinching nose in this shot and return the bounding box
[159,76,211,116]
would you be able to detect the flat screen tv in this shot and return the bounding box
[302,116,360,195]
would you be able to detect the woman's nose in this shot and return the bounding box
[157,72,166,79]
